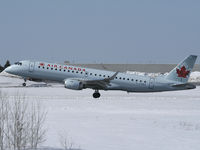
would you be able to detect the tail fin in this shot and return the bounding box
[165,55,197,83]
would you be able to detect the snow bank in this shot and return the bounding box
[126,71,200,83]
[189,71,200,82]
[0,70,21,78]
[0,71,50,87]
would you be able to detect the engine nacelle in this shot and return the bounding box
[64,79,83,90]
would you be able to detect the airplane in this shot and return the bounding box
[4,55,197,98]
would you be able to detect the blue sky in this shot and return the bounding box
[0,0,200,64]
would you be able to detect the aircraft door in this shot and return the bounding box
[149,78,155,89]
[29,62,35,72]
[84,71,89,78]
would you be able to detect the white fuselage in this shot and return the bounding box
[5,60,194,93]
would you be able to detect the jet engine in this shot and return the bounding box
[64,79,83,90]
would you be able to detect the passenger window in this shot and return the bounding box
[131,79,133,81]
[140,80,142,82]
[55,68,57,70]
[81,72,83,74]
[43,67,45,69]
[90,73,92,75]
[95,74,97,76]
[108,76,110,78]
[72,71,74,73]
[76,71,78,73]
[59,69,62,71]
[51,68,53,70]
[64,70,66,72]
[123,78,125,80]
[119,77,122,79]
[115,77,117,79]
[68,70,70,72]
[47,67,49,69]
[99,74,101,77]
[127,78,129,80]
[103,75,106,77]
[38,66,40,68]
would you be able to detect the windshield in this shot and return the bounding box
[14,62,22,66]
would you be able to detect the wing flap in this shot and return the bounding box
[68,72,119,89]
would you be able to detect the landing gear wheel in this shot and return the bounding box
[93,90,101,98]
[23,78,27,87]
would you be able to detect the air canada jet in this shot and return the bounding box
[5,55,197,98]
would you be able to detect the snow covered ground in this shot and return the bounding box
[127,71,200,83]
[0,72,200,150]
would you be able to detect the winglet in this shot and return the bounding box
[110,71,119,80]
[104,71,119,82]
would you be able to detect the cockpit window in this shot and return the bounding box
[14,62,22,65]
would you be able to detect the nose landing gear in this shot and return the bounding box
[93,90,101,98]
[22,78,27,87]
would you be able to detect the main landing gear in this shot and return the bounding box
[93,90,101,98]
[22,78,27,87]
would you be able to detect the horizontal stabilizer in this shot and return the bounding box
[171,83,196,89]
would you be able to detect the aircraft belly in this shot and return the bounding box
[27,71,69,82]
[107,81,149,92]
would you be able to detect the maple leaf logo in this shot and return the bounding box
[176,66,190,78]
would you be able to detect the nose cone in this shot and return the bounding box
[5,66,14,74]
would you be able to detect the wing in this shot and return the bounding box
[72,72,119,90]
